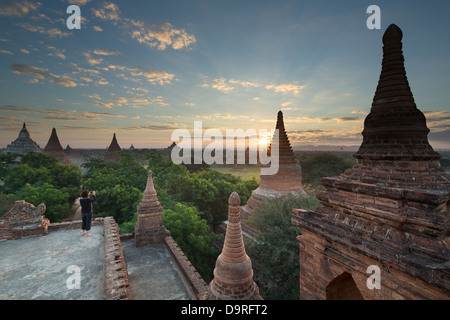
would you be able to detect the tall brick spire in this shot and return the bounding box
[240,110,304,235]
[104,133,121,162]
[209,192,261,300]
[292,24,450,300]
[43,128,70,164]
[134,170,165,246]
[354,24,440,161]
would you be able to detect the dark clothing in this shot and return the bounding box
[80,195,96,231]
[80,195,96,213]
[82,211,93,231]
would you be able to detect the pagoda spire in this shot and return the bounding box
[134,170,165,246]
[104,133,121,162]
[43,128,69,164]
[354,24,440,161]
[209,192,262,300]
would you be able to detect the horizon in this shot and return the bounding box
[1,1,450,150]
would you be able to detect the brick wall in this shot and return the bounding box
[103,216,132,300]
[164,230,209,300]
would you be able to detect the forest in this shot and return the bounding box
[1,149,449,299]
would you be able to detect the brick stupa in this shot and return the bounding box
[3,122,41,155]
[241,110,304,235]
[209,192,262,300]
[104,133,121,162]
[292,24,450,300]
[43,128,70,164]
[134,170,165,247]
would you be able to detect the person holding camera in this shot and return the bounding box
[80,190,96,236]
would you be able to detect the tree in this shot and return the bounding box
[0,192,18,216]
[16,183,71,222]
[299,153,355,189]
[246,193,319,300]
[163,202,220,282]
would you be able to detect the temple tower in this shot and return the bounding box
[43,128,70,164]
[3,122,41,155]
[134,170,165,247]
[292,24,449,300]
[104,133,121,162]
[241,110,304,234]
[209,192,262,300]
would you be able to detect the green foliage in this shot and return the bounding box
[163,202,220,282]
[82,153,146,224]
[147,153,259,229]
[246,193,319,300]
[0,192,18,216]
[21,152,58,169]
[299,153,355,189]
[0,153,19,181]
[16,183,71,222]
[3,152,82,205]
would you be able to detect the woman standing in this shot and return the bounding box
[80,190,96,236]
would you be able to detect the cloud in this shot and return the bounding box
[0,105,33,113]
[82,52,103,66]
[265,82,305,95]
[10,64,77,87]
[92,2,120,21]
[93,26,103,32]
[47,46,66,60]
[18,23,71,38]
[0,1,41,17]
[284,115,362,124]
[130,22,196,51]
[0,50,13,55]
[209,78,235,93]
[123,122,181,131]
[229,79,261,88]
[93,49,121,56]
[351,110,368,115]
[143,70,175,85]
[68,0,91,5]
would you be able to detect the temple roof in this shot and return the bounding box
[3,122,41,155]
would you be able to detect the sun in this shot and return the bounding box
[257,133,272,148]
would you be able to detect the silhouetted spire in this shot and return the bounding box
[43,128,69,164]
[354,24,440,161]
[104,133,121,162]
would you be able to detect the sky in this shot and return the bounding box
[0,0,449,150]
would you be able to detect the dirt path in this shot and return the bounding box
[62,198,82,222]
